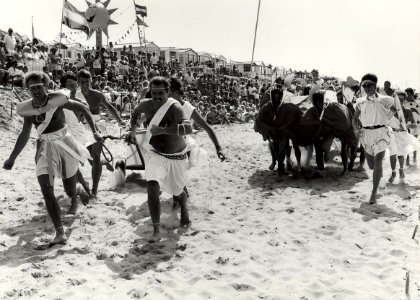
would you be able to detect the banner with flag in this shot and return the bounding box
[135,4,147,17]
[136,16,148,27]
[62,0,90,36]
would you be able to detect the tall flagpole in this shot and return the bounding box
[59,0,66,56]
[142,16,147,58]
[251,0,261,70]
[133,0,143,59]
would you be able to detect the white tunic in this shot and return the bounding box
[356,94,394,127]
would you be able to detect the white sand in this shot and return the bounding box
[0,99,419,300]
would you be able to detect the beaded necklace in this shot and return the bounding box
[32,95,49,123]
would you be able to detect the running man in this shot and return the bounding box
[126,76,193,241]
[76,69,125,197]
[352,73,396,204]
[3,71,101,245]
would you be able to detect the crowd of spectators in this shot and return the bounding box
[1,27,417,129]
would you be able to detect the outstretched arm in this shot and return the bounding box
[126,102,147,144]
[191,109,226,161]
[3,117,32,169]
[64,100,101,141]
[101,93,124,125]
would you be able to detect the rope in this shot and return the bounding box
[101,141,114,163]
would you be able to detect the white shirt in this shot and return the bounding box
[2,34,16,54]
[150,56,158,64]
[356,93,394,127]
[182,101,195,119]
[7,67,23,77]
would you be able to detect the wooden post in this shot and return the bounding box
[412,225,418,239]
[405,272,409,296]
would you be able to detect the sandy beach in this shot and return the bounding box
[0,90,419,300]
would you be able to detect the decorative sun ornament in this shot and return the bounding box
[84,0,118,37]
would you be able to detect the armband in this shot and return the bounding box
[130,111,140,129]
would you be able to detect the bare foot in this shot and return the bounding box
[388,172,396,184]
[180,220,192,229]
[77,186,90,206]
[368,194,377,205]
[91,188,98,199]
[67,199,78,215]
[356,165,365,172]
[49,232,67,246]
[148,226,161,243]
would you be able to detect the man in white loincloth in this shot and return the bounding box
[387,90,420,183]
[403,88,420,166]
[126,76,193,242]
[352,73,396,204]
[168,77,226,208]
[3,71,101,246]
[60,73,97,197]
[76,69,125,197]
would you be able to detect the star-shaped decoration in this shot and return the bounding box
[84,0,118,38]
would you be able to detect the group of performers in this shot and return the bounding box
[3,70,226,245]
[255,72,420,206]
[2,68,419,245]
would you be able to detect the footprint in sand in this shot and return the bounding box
[231,283,256,291]
[389,249,405,257]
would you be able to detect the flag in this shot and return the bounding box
[62,0,90,36]
[136,16,148,27]
[135,4,147,17]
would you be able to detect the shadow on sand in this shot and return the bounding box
[105,197,189,279]
[0,211,78,267]
[248,164,369,196]
[351,202,408,222]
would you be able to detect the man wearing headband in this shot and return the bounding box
[168,77,226,209]
[126,76,193,242]
[387,90,419,183]
[77,69,125,198]
[3,71,101,246]
[352,73,396,204]
[403,88,420,166]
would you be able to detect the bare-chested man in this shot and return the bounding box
[60,74,95,197]
[76,69,125,197]
[126,76,193,241]
[3,71,101,245]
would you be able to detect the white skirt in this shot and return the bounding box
[389,130,420,156]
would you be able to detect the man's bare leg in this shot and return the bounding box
[63,175,90,214]
[174,190,191,228]
[397,155,405,184]
[76,169,91,197]
[268,140,277,170]
[388,155,397,183]
[147,180,161,242]
[89,142,103,197]
[369,151,386,204]
[357,145,366,171]
[37,174,67,245]
[172,186,189,212]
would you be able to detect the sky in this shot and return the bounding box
[1,0,419,90]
